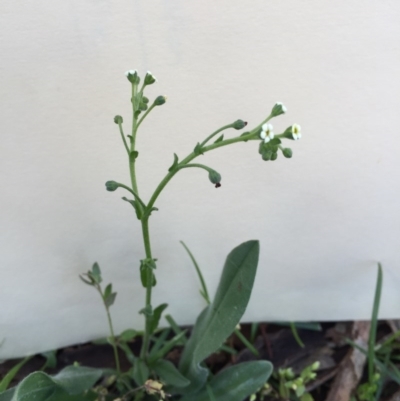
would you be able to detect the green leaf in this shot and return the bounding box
[149,331,188,363]
[178,240,260,394]
[152,359,190,388]
[103,284,112,300]
[132,359,149,386]
[121,197,142,220]
[0,357,31,392]
[79,275,94,286]
[52,366,103,395]
[91,263,102,284]
[179,361,272,401]
[168,153,179,172]
[148,303,168,334]
[214,134,224,144]
[119,329,138,342]
[40,350,57,370]
[7,367,101,401]
[104,292,117,308]
[194,143,204,155]
[129,151,139,163]
[140,259,157,288]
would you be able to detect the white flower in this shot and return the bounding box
[125,69,137,77]
[260,123,274,143]
[292,124,301,140]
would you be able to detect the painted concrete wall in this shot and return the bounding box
[1,0,400,358]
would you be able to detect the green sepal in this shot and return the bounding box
[139,102,148,111]
[122,197,142,220]
[282,148,293,158]
[269,138,281,145]
[194,143,204,155]
[168,153,179,172]
[214,134,224,143]
[113,115,123,124]
[262,150,272,161]
[151,359,190,388]
[148,303,168,334]
[129,151,139,163]
[134,110,141,119]
[240,131,250,141]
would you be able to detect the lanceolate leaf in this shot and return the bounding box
[152,359,190,388]
[178,240,260,394]
[179,361,272,401]
[148,303,168,334]
[7,366,102,401]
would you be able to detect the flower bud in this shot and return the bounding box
[144,71,157,85]
[105,181,119,191]
[271,102,287,117]
[114,115,123,124]
[271,152,278,161]
[208,169,221,186]
[142,96,149,104]
[154,95,167,106]
[233,119,248,130]
[125,69,140,84]
[282,148,292,158]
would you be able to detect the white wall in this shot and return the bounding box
[1,0,400,358]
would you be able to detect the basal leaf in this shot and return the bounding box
[179,361,272,401]
[178,240,260,394]
[152,359,190,388]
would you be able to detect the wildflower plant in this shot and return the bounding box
[2,71,303,401]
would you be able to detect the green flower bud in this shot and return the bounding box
[142,96,149,104]
[208,169,221,187]
[105,181,119,191]
[114,115,123,124]
[262,150,272,161]
[139,102,148,111]
[233,119,248,130]
[270,102,287,117]
[282,148,292,158]
[271,152,278,161]
[154,95,167,106]
[144,71,157,85]
[125,69,140,84]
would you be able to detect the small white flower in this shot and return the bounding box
[125,69,137,77]
[260,123,274,143]
[292,124,301,140]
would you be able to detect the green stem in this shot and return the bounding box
[117,121,129,155]
[97,285,121,375]
[146,131,258,211]
[105,303,121,375]
[199,123,235,147]
[136,103,156,131]
[139,217,154,360]
[129,83,142,213]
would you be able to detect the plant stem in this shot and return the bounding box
[104,300,121,375]
[199,123,234,147]
[146,131,258,211]
[140,217,154,360]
